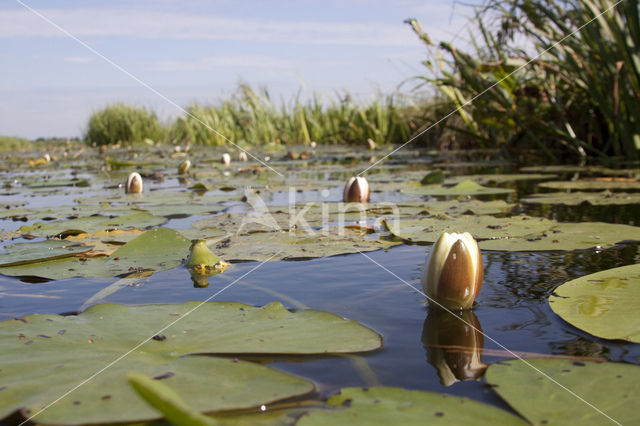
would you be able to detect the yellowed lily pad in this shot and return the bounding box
[549,264,640,342]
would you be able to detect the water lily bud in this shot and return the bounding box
[126,172,143,194]
[186,239,220,269]
[178,159,191,174]
[422,232,483,310]
[238,151,248,162]
[310,141,317,149]
[221,153,231,166]
[343,177,370,203]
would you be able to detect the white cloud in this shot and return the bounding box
[0,7,417,46]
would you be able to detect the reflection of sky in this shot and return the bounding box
[0,0,478,138]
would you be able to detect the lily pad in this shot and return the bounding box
[539,180,640,191]
[0,240,92,267]
[522,191,640,206]
[0,227,191,280]
[549,264,640,342]
[64,229,144,256]
[297,387,526,425]
[384,215,640,251]
[485,359,639,425]
[18,212,167,238]
[208,229,401,262]
[405,180,514,196]
[444,173,556,185]
[0,301,381,424]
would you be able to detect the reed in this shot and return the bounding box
[85,103,167,146]
[407,0,640,162]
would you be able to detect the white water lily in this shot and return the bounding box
[421,232,483,310]
[126,172,143,194]
[221,153,231,165]
[178,159,191,174]
[343,177,370,203]
[238,151,248,162]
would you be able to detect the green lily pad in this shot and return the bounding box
[0,227,191,280]
[485,359,639,425]
[521,165,639,177]
[0,240,92,267]
[444,173,556,185]
[0,301,381,424]
[207,229,400,262]
[405,180,514,196]
[18,212,167,238]
[522,191,640,205]
[539,180,640,191]
[549,264,640,342]
[384,216,640,251]
[297,387,526,425]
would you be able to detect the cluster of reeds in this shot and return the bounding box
[85,103,167,146]
[407,0,640,162]
[169,84,420,147]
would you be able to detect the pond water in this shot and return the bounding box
[1,145,639,423]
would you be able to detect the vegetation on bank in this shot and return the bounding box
[18,0,635,163]
[408,0,639,162]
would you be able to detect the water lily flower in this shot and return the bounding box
[343,177,370,203]
[221,153,231,166]
[422,232,483,310]
[126,172,143,194]
[238,151,248,162]
[178,159,191,174]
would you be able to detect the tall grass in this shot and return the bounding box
[170,84,420,147]
[407,0,640,162]
[85,103,167,146]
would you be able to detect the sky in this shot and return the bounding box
[0,0,480,139]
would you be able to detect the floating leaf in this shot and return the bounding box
[0,240,91,267]
[405,180,514,196]
[539,180,640,191]
[522,191,640,206]
[64,229,144,256]
[444,173,556,185]
[18,212,167,238]
[0,228,190,280]
[208,230,400,262]
[384,216,640,251]
[421,170,445,185]
[549,264,640,342]
[297,387,526,425]
[485,359,639,425]
[0,301,381,424]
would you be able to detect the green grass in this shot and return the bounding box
[170,84,421,147]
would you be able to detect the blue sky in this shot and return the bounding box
[0,1,479,139]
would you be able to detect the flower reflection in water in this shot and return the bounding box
[422,308,488,386]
